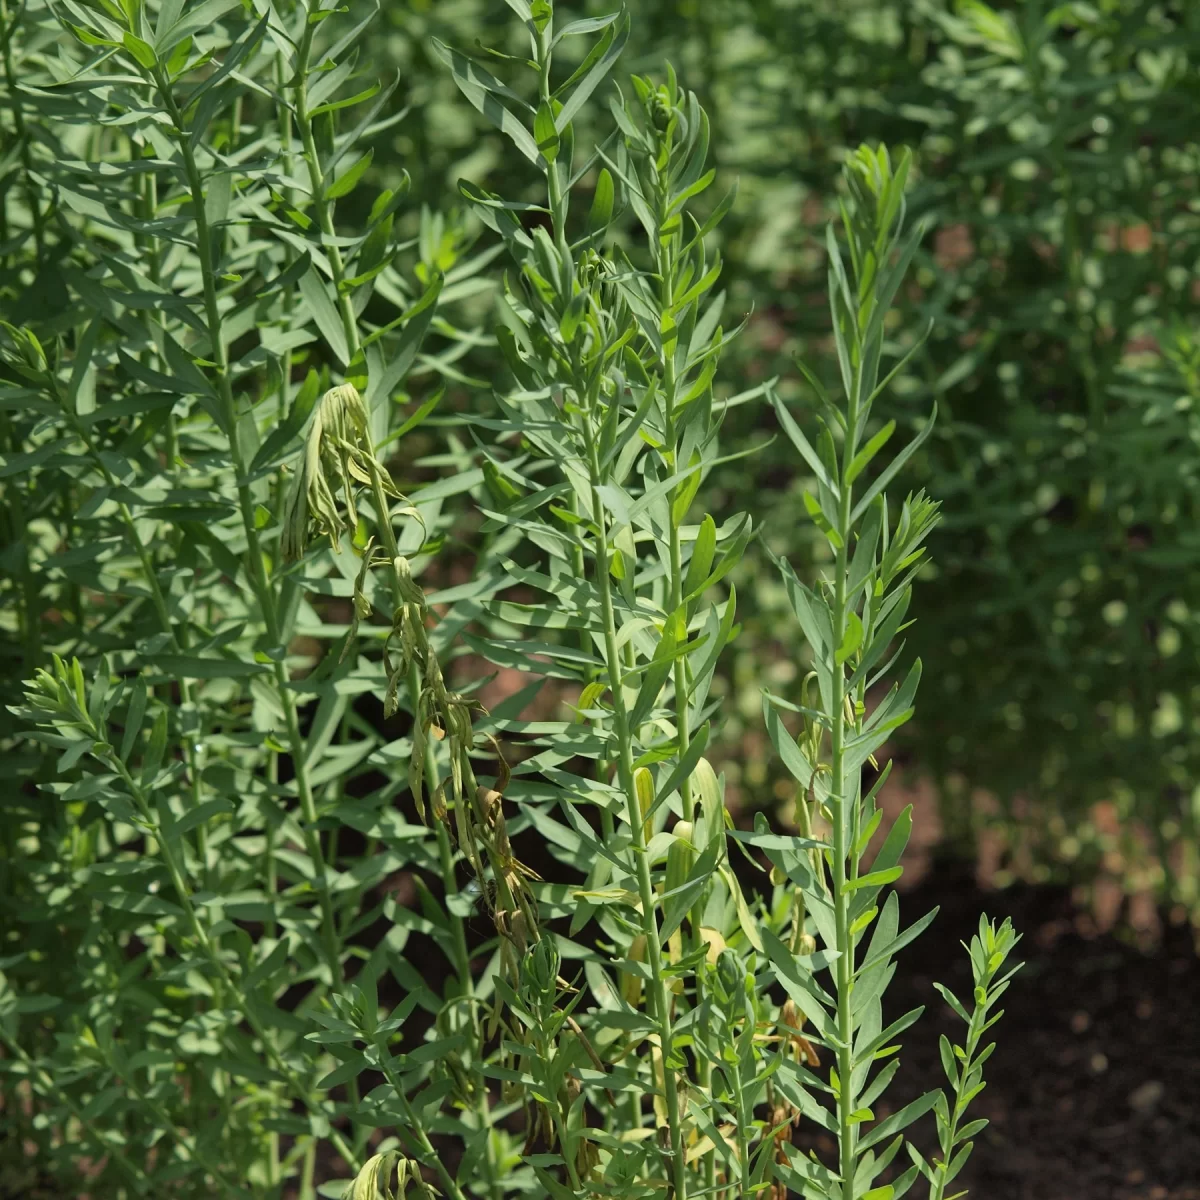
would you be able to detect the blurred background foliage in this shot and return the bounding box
[4,0,1199,927]
[367,0,1200,928]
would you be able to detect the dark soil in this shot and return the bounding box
[846,863,1200,1200]
[404,846,1200,1200]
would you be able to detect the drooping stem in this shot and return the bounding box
[366,463,502,1200]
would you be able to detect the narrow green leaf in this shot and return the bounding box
[836,611,863,665]
[846,418,896,485]
[773,390,837,493]
[588,167,615,233]
[249,369,321,474]
[326,149,373,200]
[555,13,629,131]
[857,1089,940,1151]
[850,404,937,523]
[430,39,540,163]
[682,515,717,599]
[148,656,270,679]
[843,866,903,893]
[534,101,559,162]
[121,31,156,68]
[299,266,349,365]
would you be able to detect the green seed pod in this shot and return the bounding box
[622,934,647,1008]
[665,834,695,899]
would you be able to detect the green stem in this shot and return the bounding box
[122,1076,255,1198]
[365,464,501,1200]
[537,27,572,268]
[46,378,214,884]
[929,1010,982,1200]
[655,166,717,1194]
[0,0,46,259]
[293,8,360,363]
[1029,49,1101,426]
[151,63,345,997]
[0,1030,151,1195]
[98,747,358,1173]
[580,389,689,1200]
[830,411,857,1200]
[728,1045,751,1198]
[373,1039,471,1200]
[0,413,41,669]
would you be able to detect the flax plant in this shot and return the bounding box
[758,146,1022,1200]
[1,0,481,1195]
[431,3,777,1195]
[2,1,1026,1197]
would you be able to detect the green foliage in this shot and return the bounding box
[889,1,1200,901]
[0,0,481,1193]
[36,0,1200,1195]
[380,0,1200,914]
[758,0,1200,906]
[760,145,1022,1200]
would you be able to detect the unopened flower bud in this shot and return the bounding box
[716,948,742,1000]
[528,938,560,994]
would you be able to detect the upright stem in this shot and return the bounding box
[1,414,41,669]
[0,1032,150,1194]
[1029,50,1101,425]
[655,185,715,1192]
[294,9,360,362]
[47,378,213,879]
[374,1044,471,1200]
[830,409,858,1200]
[580,399,689,1200]
[100,747,358,1174]
[152,67,345,995]
[538,30,572,269]
[1,0,46,259]
[728,1046,752,1198]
